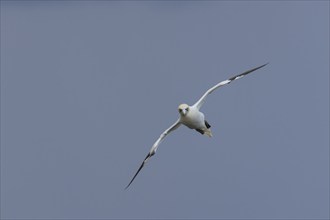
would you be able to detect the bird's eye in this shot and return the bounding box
[186,108,189,111]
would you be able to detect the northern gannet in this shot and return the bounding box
[125,63,268,189]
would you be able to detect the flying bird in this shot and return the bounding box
[125,63,268,189]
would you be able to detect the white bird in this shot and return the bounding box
[125,63,268,189]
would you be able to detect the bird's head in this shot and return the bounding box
[178,103,190,116]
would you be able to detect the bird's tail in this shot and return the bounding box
[204,128,212,137]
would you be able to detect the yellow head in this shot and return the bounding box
[178,103,189,116]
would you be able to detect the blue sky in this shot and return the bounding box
[1,1,329,219]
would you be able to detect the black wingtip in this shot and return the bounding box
[124,183,131,190]
[125,153,151,190]
[249,62,269,72]
[228,63,268,81]
[261,62,269,68]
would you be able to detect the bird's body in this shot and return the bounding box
[178,104,212,137]
[125,63,268,189]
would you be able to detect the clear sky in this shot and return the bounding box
[1,1,329,219]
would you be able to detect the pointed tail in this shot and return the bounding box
[204,129,212,137]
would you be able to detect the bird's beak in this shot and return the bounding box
[181,109,187,115]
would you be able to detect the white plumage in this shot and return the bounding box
[125,63,268,189]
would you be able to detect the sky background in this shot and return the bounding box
[1,1,329,219]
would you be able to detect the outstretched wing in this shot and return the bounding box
[125,119,181,189]
[193,63,268,110]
